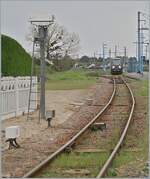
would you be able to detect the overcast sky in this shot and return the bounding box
[1,0,149,57]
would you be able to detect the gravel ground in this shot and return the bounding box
[38,76,149,178]
[1,77,113,177]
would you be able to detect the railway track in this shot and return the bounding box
[23,76,135,178]
[96,76,135,177]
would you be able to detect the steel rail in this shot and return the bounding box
[96,76,135,178]
[23,79,116,178]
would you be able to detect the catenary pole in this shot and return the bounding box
[138,11,141,72]
[115,45,117,57]
[124,46,127,72]
[102,43,107,71]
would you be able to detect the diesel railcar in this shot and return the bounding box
[111,58,123,75]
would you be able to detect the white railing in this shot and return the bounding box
[0,76,37,120]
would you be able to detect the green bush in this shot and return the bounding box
[1,34,32,76]
[107,168,117,176]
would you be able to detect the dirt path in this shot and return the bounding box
[2,89,91,144]
[45,89,92,125]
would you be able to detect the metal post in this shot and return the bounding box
[124,47,127,72]
[145,44,148,61]
[102,44,105,71]
[133,41,138,71]
[141,29,144,73]
[145,44,149,66]
[94,52,96,64]
[138,11,141,73]
[136,42,138,61]
[102,43,107,71]
[115,45,117,57]
[109,48,112,69]
[39,26,47,119]
[109,48,111,58]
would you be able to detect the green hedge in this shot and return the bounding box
[1,34,32,76]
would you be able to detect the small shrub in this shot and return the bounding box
[107,168,117,176]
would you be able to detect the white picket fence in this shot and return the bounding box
[0,76,37,120]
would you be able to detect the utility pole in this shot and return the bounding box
[124,46,127,72]
[115,45,117,57]
[124,46,127,57]
[145,44,148,62]
[109,48,111,58]
[94,52,96,64]
[141,28,144,73]
[109,48,112,68]
[102,43,107,71]
[137,11,141,73]
[133,41,139,72]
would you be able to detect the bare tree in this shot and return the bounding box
[46,23,80,59]
[61,32,80,58]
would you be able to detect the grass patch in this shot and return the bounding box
[45,70,100,90]
[107,168,117,176]
[112,151,138,168]
[107,150,143,177]
[133,79,148,97]
[46,80,96,90]
[38,152,109,178]
[108,150,147,177]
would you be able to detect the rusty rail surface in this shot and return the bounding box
[23,78,116,178]
[96,76,135,178]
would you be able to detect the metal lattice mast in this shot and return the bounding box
[137,11,149,73]
[29,17,54,120]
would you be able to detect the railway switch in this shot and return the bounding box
[64,146,72,153]
[46,110,55,127]
[86,99,93,106]
[91,122,106,131]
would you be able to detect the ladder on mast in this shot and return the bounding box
[27,39,41,122]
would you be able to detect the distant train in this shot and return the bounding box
[111,58,123,75]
